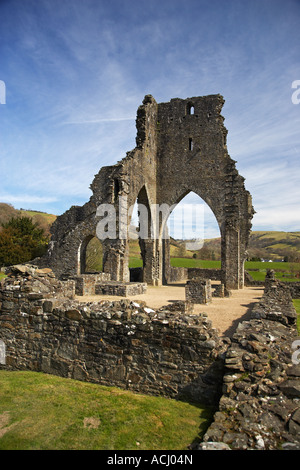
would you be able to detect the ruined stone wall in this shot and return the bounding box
[1,265,299,450]
[199,276,300,450]
[94,281,147,296]
[287,282,300,299]
[38,94,253,289]
[185,280,212,304]
[0,266,225,405]
[167,267,188,283]
[187,268,223,281]
[74,273,111,296]
[156,95,253,289]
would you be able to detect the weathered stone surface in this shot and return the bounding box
[199,442,231,450]
[95,281,147,297]
[1,266,299,450]
[65,309,82,321]
[0,266,226,405]
[199,276,300,451]
[35,94,253,290]
[251,272,297,326]
[185,279,212,304]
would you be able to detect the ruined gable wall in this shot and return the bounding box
[155,95,253,288]
[156,95,253,230]
[37,94,253,288]
[156,95,229,219]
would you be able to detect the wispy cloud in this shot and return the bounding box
[0,0,300,237]
[64,117,135,124]
[0,194,58,205]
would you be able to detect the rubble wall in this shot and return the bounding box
[1,265,299,449]
[0,266,225,405]
[199,276,300,450]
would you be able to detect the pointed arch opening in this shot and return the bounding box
[79,235,103,274]
[164,191,221,270]
[128,185,153,281]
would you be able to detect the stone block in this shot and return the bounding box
[95,281,147,297]
[185,279,212,304]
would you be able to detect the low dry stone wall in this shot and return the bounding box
[188,268,223,282]
[0,265,225,405]
[168,267,188,283]
[199,274,300,450]
[74,273,111,295]
[1,265,299,450]
[94,281,147,297]
[288,282,300,300]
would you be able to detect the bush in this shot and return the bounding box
[0,216,49,266]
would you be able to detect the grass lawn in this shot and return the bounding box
[171,258,220,269]
[168,258,300,282]
[20,209,56,225]
[0,370,214,450]
[128,257,143,268]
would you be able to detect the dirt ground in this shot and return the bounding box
[76,283,264,337]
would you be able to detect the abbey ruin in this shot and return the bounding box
[1,95,299,450]
[41,94,254,290]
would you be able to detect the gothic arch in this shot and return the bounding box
[44,94,254,289]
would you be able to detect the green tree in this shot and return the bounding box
[0,216,49,266]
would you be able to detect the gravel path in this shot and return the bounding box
[76,284,264,337]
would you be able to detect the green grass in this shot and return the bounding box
[0,370,213,450]
[245,261,300,282]
[129,257,143,268]
[168,258,300,282]
[292,300,300,335]
[170,258,220,269]
[0,272,6,280]
[19,209,56,225]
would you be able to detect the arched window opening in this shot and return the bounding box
[80,236,103,273]
[187,103,195,115]
[189,138,193,151]
[167,192,220,262]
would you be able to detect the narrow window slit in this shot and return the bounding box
[187,104,195,115]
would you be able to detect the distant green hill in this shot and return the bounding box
[247,231,300,261]
[0,203,57,237]
[156,231,300,263]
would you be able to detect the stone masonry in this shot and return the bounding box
[198,273,300,450]
[185,279,212,304]
[37,94,254,290]
[0,265,225,405]
[1,265,300,449]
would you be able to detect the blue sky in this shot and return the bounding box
[0,0,300,239]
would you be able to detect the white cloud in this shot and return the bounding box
[0,194,58,205]
[252,204,300,232]
[0,0,300,236]
[64,117,135,124]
